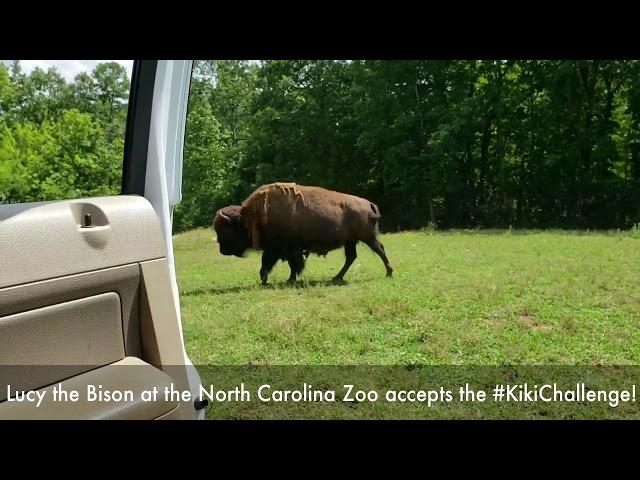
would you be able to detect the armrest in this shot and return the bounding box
[0,357,179,420]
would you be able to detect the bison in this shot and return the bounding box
[213,182,394,284]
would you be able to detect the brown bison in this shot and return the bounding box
[213,182,394,284]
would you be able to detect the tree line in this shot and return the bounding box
[2,60,640,232]
[0,61,129,203]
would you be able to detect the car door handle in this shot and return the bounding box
[80,213,94,228]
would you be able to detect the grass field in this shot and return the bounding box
[175,228,640,366]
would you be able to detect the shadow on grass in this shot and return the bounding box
[181,278,357,297]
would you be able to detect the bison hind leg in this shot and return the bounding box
[364,237,394,277]
[332,241,357,283]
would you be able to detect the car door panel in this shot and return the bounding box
[0,195,197,419]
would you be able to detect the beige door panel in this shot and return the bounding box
[0,264,141,357]
[0,195,165,290]
[0,292,125,400]
[139,258,197,420]
[0,357,179,420]
[0,196,198,420]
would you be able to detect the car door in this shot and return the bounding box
[0,60,204,420]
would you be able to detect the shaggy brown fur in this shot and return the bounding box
[242,182,306,249]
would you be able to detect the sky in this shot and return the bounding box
[0,60,134,82]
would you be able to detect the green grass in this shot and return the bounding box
[175,228,640,366]
[174,228,640,418]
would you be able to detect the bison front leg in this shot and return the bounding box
[332,241,357,283]
[260,250,279,285]
[286,248,306,285]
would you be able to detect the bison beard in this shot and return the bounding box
[213,182,394,284]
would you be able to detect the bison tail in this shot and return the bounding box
[369,202,381,219]
[368,202,382,235]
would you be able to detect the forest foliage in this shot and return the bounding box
[2,60,640,232]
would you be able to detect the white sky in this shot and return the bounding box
[1,60,134,82]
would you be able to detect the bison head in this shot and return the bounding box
[213,205,252,257]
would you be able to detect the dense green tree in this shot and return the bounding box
[173,88,230,231]
[2,59,640,232]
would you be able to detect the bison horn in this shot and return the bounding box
[218,210,230,221]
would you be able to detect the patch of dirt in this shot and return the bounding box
[517,310,550,332]
[561,317,578,333]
